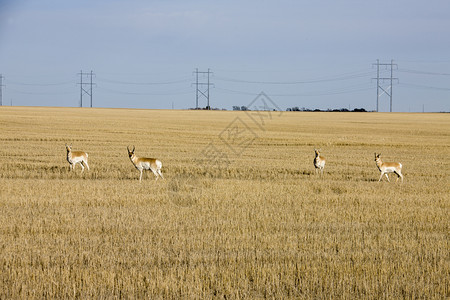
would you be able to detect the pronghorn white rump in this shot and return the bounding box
[374,153,403,183]
[65,144,90,173]
[314,149,326,176]
[127,146,164,182]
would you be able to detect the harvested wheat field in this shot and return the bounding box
[0,106,449,299]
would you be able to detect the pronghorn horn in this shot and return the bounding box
[132,145,135,152]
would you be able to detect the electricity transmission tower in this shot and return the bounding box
[0,74,3,106]
[372,59,398,112]
[78,70,95,107]
[193,68,213,109]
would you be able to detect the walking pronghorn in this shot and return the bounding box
[374,153,403,183]
[65,144,90,173]
[314,149,326,176]
[127,146,164,182]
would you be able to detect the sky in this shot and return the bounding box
[0,0,449,112]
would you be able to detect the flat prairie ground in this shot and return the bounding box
[0,106,448,299]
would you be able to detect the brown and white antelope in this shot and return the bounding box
[374,153,403,183]
[314,149,326,176]
[127,146,164,182]
[65,144,89,173]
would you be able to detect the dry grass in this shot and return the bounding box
[0,106,449,299]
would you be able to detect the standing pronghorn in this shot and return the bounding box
[65,144,89,173]
[374,153,403,183]
[314,149,326,176]
[127,146,164,182]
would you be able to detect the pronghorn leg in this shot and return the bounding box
[84,160,90,171]
[157,169,164,179]
[150,168,159,181]
[395,171,403,183]
[384,173,390,182]
[80,163,85,173]
[379,173,384,182]
[139,170,143,182]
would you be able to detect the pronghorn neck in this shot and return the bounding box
[129,153,139,165]
[66,149,73,161]
[375,157,384,170]
[314,150,321,158]
[66,145,73,159]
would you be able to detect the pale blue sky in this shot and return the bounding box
[1,0,449,111]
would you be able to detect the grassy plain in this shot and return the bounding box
[0,106,449,299]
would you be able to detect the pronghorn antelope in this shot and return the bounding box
[374,153,403,183]
[314,149,326,176]
[65,144,89,173]
[127,146,164,182]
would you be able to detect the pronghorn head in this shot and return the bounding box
[314,149,320,157]
[127,145,135,158]
[65,144,72,153]
[374,153,381,162]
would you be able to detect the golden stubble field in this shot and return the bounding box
[0,106,448,299]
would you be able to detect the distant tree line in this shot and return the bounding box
[190,107,227,111]
[190,106,368,112]
[232,106,249,111]
[286,107,367,112]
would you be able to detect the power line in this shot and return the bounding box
[214,70,374,85]
[96,86,192,96]
[78,70,95,108]
[5,87,76,96]
[96,77,191,85]
[372,59,398,112]
[0,74,4,106]
[3,64,449,109]
[6,80,73,86]
[397,68,450,76]
[193,68,213,109]
[399,82,450,91]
